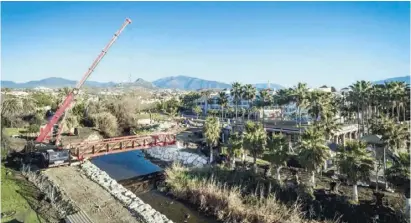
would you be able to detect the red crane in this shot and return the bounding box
[36,18,132,143]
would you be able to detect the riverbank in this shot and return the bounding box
[137,190,219,223]
[80,161,173,223]
[163,163,407,223]
[164,163,324,223]
[1,165,54,223]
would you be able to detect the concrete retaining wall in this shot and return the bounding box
[80,161,173,223]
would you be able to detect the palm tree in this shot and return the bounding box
[257,89,271,127]
[1,97,36,128]
[291,83,309,139]
[265,133,289,181]
[193,105,202,119]
[274,88,292,121]
[243,121,267,173]
[242,84,256,120]
[230,82,243,120]
[336,140,374,203]
[348,81,372,137]
[228,132,244,168]
[297,125,329,187]
[218,91,229,120]
[385,151,410,213]
[201,90,212,116]
[204,116,221,163]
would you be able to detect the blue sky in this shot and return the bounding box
[1,1,409,88]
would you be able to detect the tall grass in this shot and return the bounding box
[165,163,335,223]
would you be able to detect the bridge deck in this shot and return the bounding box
[67,133,177,159]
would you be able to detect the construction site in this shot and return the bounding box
[2,3,410,223]
[2,18,214,223]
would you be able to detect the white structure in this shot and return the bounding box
[2,91,29,97]
[33,86,53,92]
[196,90,251,111]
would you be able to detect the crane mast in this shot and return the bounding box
[36,18,132,143]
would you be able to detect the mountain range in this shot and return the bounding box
[373,75,409,85]
[1,75,408,90]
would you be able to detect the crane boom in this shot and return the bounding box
[36,18,132,143]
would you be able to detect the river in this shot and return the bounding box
[91,150,218,223]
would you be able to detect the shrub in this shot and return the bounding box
[90,112,118,137]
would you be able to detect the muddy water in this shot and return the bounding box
[91,150,218,223]
[138,190,218,223]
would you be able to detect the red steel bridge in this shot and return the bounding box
[66,133,177,160]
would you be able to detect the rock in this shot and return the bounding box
[80,161,172,223]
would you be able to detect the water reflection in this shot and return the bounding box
[91,150,162,181]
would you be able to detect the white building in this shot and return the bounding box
[196,90,252,111]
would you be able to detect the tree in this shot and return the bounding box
[71,101,86,124]
[1,97,36,128]
[203,116,221,163]
[348,81,372,137]
[385,151,410,213]
[336,140,374,202]
[31,92,54,108]
[257,89,271,127]
[90,112,118,137]
[105,96,139,132]
[230,82,243,120]
[297,125,329,187]
[291,83,309,139]
[265,134,289,181]
[218,91,229,119]
[274,88,293,121]
[193,105,202,119]
[27,124,40,137]
[242,84,256,120]
[200,90,212,116]
[243,121,267,172]
[228,132,244,168]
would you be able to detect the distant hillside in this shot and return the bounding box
[373,76,410,85]
[152,75,231,90]
[1,77,116,89]
[254,83,284,90]
[2,75,286,90]
[116,78,156,89]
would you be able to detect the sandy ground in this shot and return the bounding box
[45,166,140,223]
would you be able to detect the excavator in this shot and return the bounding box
[7,18,132,169]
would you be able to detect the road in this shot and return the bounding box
[45,166,140,223]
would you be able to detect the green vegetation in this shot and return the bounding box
[336,141,374,202]
[244,121,267,172]
[203,116,221,163]
[3,128,26,137]
[187,80,410,222]
[165,163,330,223]
[1,165,44,223]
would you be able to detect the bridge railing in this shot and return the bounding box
[67,133,177,160]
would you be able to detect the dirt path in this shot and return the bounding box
[45,166,140,223]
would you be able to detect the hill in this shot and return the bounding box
[1,77,117,89]
[373,75,409,85]
[116,78,157,89]
[152,75,231,90]
[254,83,284,90]
[2,76,286,90]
